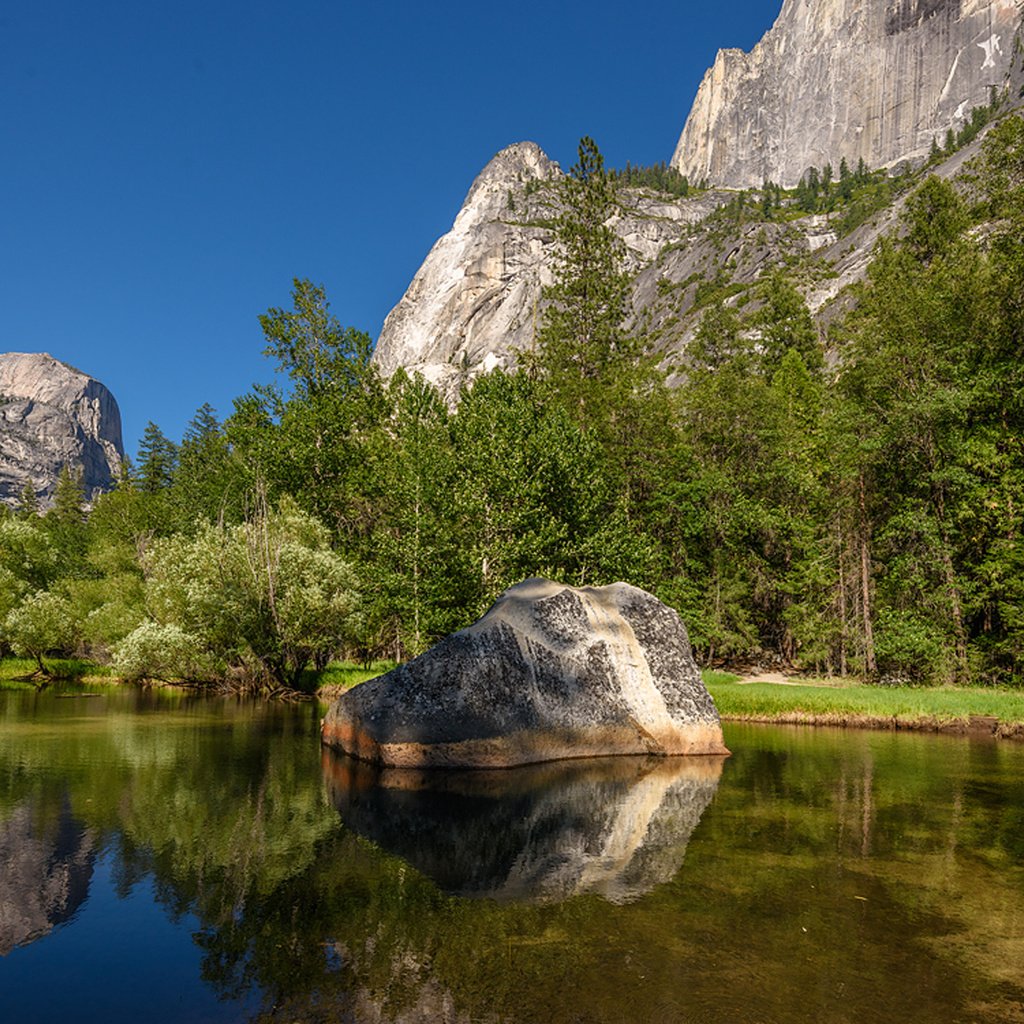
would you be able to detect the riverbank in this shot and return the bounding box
[5,659,1024,740]
[706,676,1024,740]
[0,656,392,696]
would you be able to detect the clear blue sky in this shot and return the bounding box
[2,1,780,455]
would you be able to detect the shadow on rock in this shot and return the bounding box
[322,750,724,904]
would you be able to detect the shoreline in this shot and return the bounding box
[720,710,1024,741]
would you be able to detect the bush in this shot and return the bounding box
[113,621,213,682]
[2,590,76,674]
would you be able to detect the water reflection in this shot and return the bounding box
[3,689,1024,1023]
[323,751,725,903]
[0,796,95,955]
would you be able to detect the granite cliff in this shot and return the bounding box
[0,352,124,508]
[672,0,1024,188]
[372,1,1024,391]
[371,142,730,393]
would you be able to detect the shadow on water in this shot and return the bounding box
[322,751,726,903]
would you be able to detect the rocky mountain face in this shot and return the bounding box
[370,137,966,385]
[672,0,1024,189]
[0,352,124,508]
[372,3,1024,391]
[0,798,96,956]
[371,142,734,393]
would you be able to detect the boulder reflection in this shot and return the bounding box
[0,796,95,956]
[323,752,724,903]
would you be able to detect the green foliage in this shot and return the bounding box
[3,590,76,674]
[610,160,689,196]
[903,175,967,262]
[136,421,178,493]
[535,137,636,399]
[6,119,1024,687]
[113,621,212,682]
[142,496,360,688]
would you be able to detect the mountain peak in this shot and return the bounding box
[672,0,1024,188]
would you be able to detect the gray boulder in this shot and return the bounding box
[322,578,729,768]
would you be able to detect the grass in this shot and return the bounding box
[701,669,742,686]
[311,660,396,700]
[706,678,1024,735]
[0,656,113,690]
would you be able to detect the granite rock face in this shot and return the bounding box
[321,578,729,768]
[323,752,724,903]
[672,0,1024,188]
[371,142,727,399]
[0,352,124,507]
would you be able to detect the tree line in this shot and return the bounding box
[2,121,1023,689]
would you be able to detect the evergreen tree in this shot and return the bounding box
[535,136,635,399]
[137,422,179,494]
[17,482,40,519]
[753,272,823,374]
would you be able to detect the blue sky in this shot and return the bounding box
[2,1,780,455]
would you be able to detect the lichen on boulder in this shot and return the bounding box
[321,578,729,768]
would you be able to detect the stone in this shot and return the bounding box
[0,352,124,508]
[370,142,728,401]
[323,751,724,903]
[672,0,1024,189]
[321,578,729,768]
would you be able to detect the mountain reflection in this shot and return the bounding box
[0,796,95,956]
[323,752,725,903]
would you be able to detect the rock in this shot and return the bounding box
[370,142,729,401]
[672,0,1024,189]
[371,142,561,399]
[323,751,724,903]
[0,352,124,508]
[321,578,729,768]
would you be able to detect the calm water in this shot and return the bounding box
[1,685,1023,1024]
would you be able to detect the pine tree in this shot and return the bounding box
[51,465,85,525]
[137,422,178,493]
[534,136,636,404]
[17,481,40,519]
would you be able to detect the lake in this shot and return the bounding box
[1,685,1022,1023]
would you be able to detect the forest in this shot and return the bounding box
[1,117,1022,691]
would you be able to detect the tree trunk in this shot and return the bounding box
[858,475,877,676]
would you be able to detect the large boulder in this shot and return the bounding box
[322,578,729,768]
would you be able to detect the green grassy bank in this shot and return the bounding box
[5,657,1023,740]
[0,656,391,696]
[706,677,1024,738]
[0,657,112,690]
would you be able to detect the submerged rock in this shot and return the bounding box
[321,578,729,768]
[323,751,725,903]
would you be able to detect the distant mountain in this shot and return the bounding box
[371,1,1024,391]
[0,352,124,508]
[671,0,1024,188]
